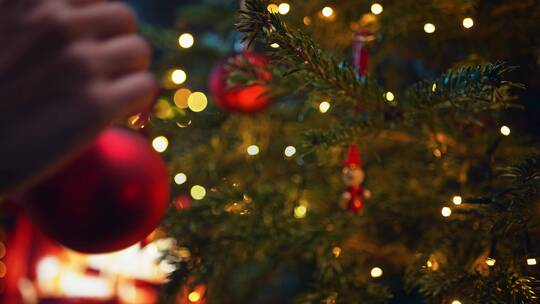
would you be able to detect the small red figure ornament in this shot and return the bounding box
[341,144,371,213]
[353,29,374,78]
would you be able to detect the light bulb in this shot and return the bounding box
[152,136,169,153]
[371,3,383,15]
[322,6,334,17]
[190,185,206,200]
[385,91,395,102]
[174,173,187,185]
[441,207,452,217]
[500,125,511,136]
[187,92,208,112]
[267,4,279,13]
[294,205,307,218]
[370,267,383,278]
[178,33,194,48]
[527,258,537,266]
[278,3,290,15]
[247,145,260,156]
[452,196,462,205]
[171,69,187,84]
[424,23,436,33]
[319,101,331,113]
[284,146,297,157]
[188,291,201,302]
[462,17,474,29]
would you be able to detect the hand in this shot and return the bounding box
[0,0,157,193]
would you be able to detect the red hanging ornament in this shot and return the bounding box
[209,52,271,114]
[340,145,370,213]
[353,29,374,78]
[25,128,170,254]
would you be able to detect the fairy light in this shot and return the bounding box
[188,92,208,112]
[284,146,297,157]
[247,145,260,156]
[371,3,383,15]
[486,258,496,266]
[319,101,331,113]
[370,267,383,278]
[270,43,280,48]
[178,33,194,48]
[441,207,452,217]
[462,17,474,29]
[174,173,188,185]
[451,301,462,304]
[424,23,436,34]
[267,3,279,13]
[322,6,334,17]
[190,185,207,200]
[527,258,537,266]
[152,136,169,153]
[303,16,312,26]
[294,205,307,219]
[171,69,187,84]
[188,291,201,302]
[385,91,395,102]
[332,247,342,258]
[500,125,511,136]
[432,83,437,92]
[174,88,192,109]
[278,3,290,15]
[452,196,463,205]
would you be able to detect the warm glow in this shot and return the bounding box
[188,92,208,112]
[486,258,496,266]
[441,207,452,217]
[451,301,462,304]
[371,3,383,15]
[424,23,436,33]
[188,291,201,302]
[527,258,537,266]
[303,16,312,26]
[500,125,511,136]
[278,3,290,15]
[152,136,169,153]
[247,145,260,156]
[319,101,331,113]
[59,272,114,299]
[452,196,462,205]
[322,6,334,17]
[370,267,383,278]
[191,185,207,200]
[174,88,192,109]
[174,173,188,185]
[270,43,280,48]
[171,69,187,84]
[267,3,279,13]
[385,91,395,102]
[332,247,342,258]
[284,146,297,157]
[432,83,437,92]
[462,17,474,29]
[37,256,61,283]
[294,205,307,219]
[178,33,195,48]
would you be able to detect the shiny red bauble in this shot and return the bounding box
[25,128,170,254]
[209,52,271,113]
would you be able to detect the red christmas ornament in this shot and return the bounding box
[25,128,170,254]
[209,52,271,113]
[341,145,370,213]
[353,29,374,78]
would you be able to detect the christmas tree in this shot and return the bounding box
[142,0,540,302]
[2,0,539,303]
